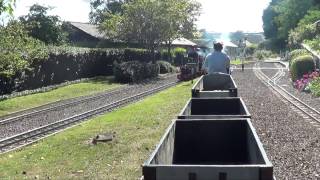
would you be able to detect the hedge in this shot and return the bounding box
[0,47,161,95]
[288,49,311,68]
[157,61,176,74]
[113,61,159,83]
[290,55,315,81]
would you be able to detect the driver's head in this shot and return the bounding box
[214,42,223,52]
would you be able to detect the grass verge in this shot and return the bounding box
[231,59,252,65]
[0,81,193,179]
[0,77,121,117]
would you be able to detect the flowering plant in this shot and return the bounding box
[293,70,320,91]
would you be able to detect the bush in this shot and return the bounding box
[173,47,186,65]
[157,61,175,74]
[253,50,275,60]
[290,55,315,81]
[245,44,258,56]
[310,76,320,96]
[113,61,159,83]
[288,49,311,67]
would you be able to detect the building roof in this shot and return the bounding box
[69,22,106,39]
[172,38,197,46]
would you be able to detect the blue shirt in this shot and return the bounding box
[203,51,230,74]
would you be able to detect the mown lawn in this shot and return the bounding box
[0,81,193,179]
[0,76,121,117]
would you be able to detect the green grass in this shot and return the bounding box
[0,77,121,117]
[0,81,193,179]
[230,59,252,65]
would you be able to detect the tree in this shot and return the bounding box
[100,0,201,61]
[229,31,245,44]
[0,20,48,78]
[0,0,15,15]
[19,4,67,45]
[89,0,133,24]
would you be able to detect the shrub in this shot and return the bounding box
[288,49,311,67]
[290,55,315,81]
[310,76,320,96]
[113,61,159,83]
[253,50,275,60]
[173,47,186,65]
[157,61,175,74]
[245,44,258,56]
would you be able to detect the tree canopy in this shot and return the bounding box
[99,0,201,60]
[262,0,319,50]
[0,21,48,78]
[0,0,15,15]
[89,0,133,24]
[19,4,67,45]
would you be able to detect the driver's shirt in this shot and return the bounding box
[203,51,230,74]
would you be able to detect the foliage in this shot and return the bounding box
[0,46,160,95]
[113,61,159,82]
[253,50,275,60]
[229,31,245,44]
[0,0,15,15]
[288,24,317,48]
[309,76,320,96]
[0,21,48,78]
[100,0,201,61]
[19,4,67,45]
[294,70,319,92]
[89,0,132,24]
[288,49,311,67]
[297,9,320,27]
[290,55,315,81]
[262,0,316,50]
[305,38,320,54]
[157,60,176,74]
[173,47,187,65]
[245,44,258,56]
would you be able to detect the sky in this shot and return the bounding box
[11,0,271,33]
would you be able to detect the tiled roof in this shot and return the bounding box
[69,22,106,39]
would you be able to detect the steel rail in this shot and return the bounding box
[0,81,178,154]
[0,74,177,126]
[254,63,320,124]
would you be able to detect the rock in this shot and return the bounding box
[92,132,116,145]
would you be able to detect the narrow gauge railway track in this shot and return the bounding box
[254,62,320,125]
[0,74,176,126]
[0,81,178,154]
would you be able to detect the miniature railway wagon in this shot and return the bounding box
[142,119,274,180]
[192,73,238,98]
[178,97,251,119]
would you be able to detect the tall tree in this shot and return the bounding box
[89,0,133,24]
[0,0,15,15]
[100,0,201,61]
[229,31,245,44]
[19,4,67,45]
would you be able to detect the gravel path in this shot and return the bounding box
[0,75,178,139]
[233,68,320,180]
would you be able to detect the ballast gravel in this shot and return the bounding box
[0,75,178,139]
[233,68,320,180]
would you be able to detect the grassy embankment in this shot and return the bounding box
[0,81,193,179]
[0,77,121,117]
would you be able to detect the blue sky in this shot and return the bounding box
[12,0,271,33]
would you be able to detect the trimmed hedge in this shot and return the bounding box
[113,61,159,83]
[157,61,176,74]
[0,47,160,95]
[288,49,311,67]
[290,55,315,81]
